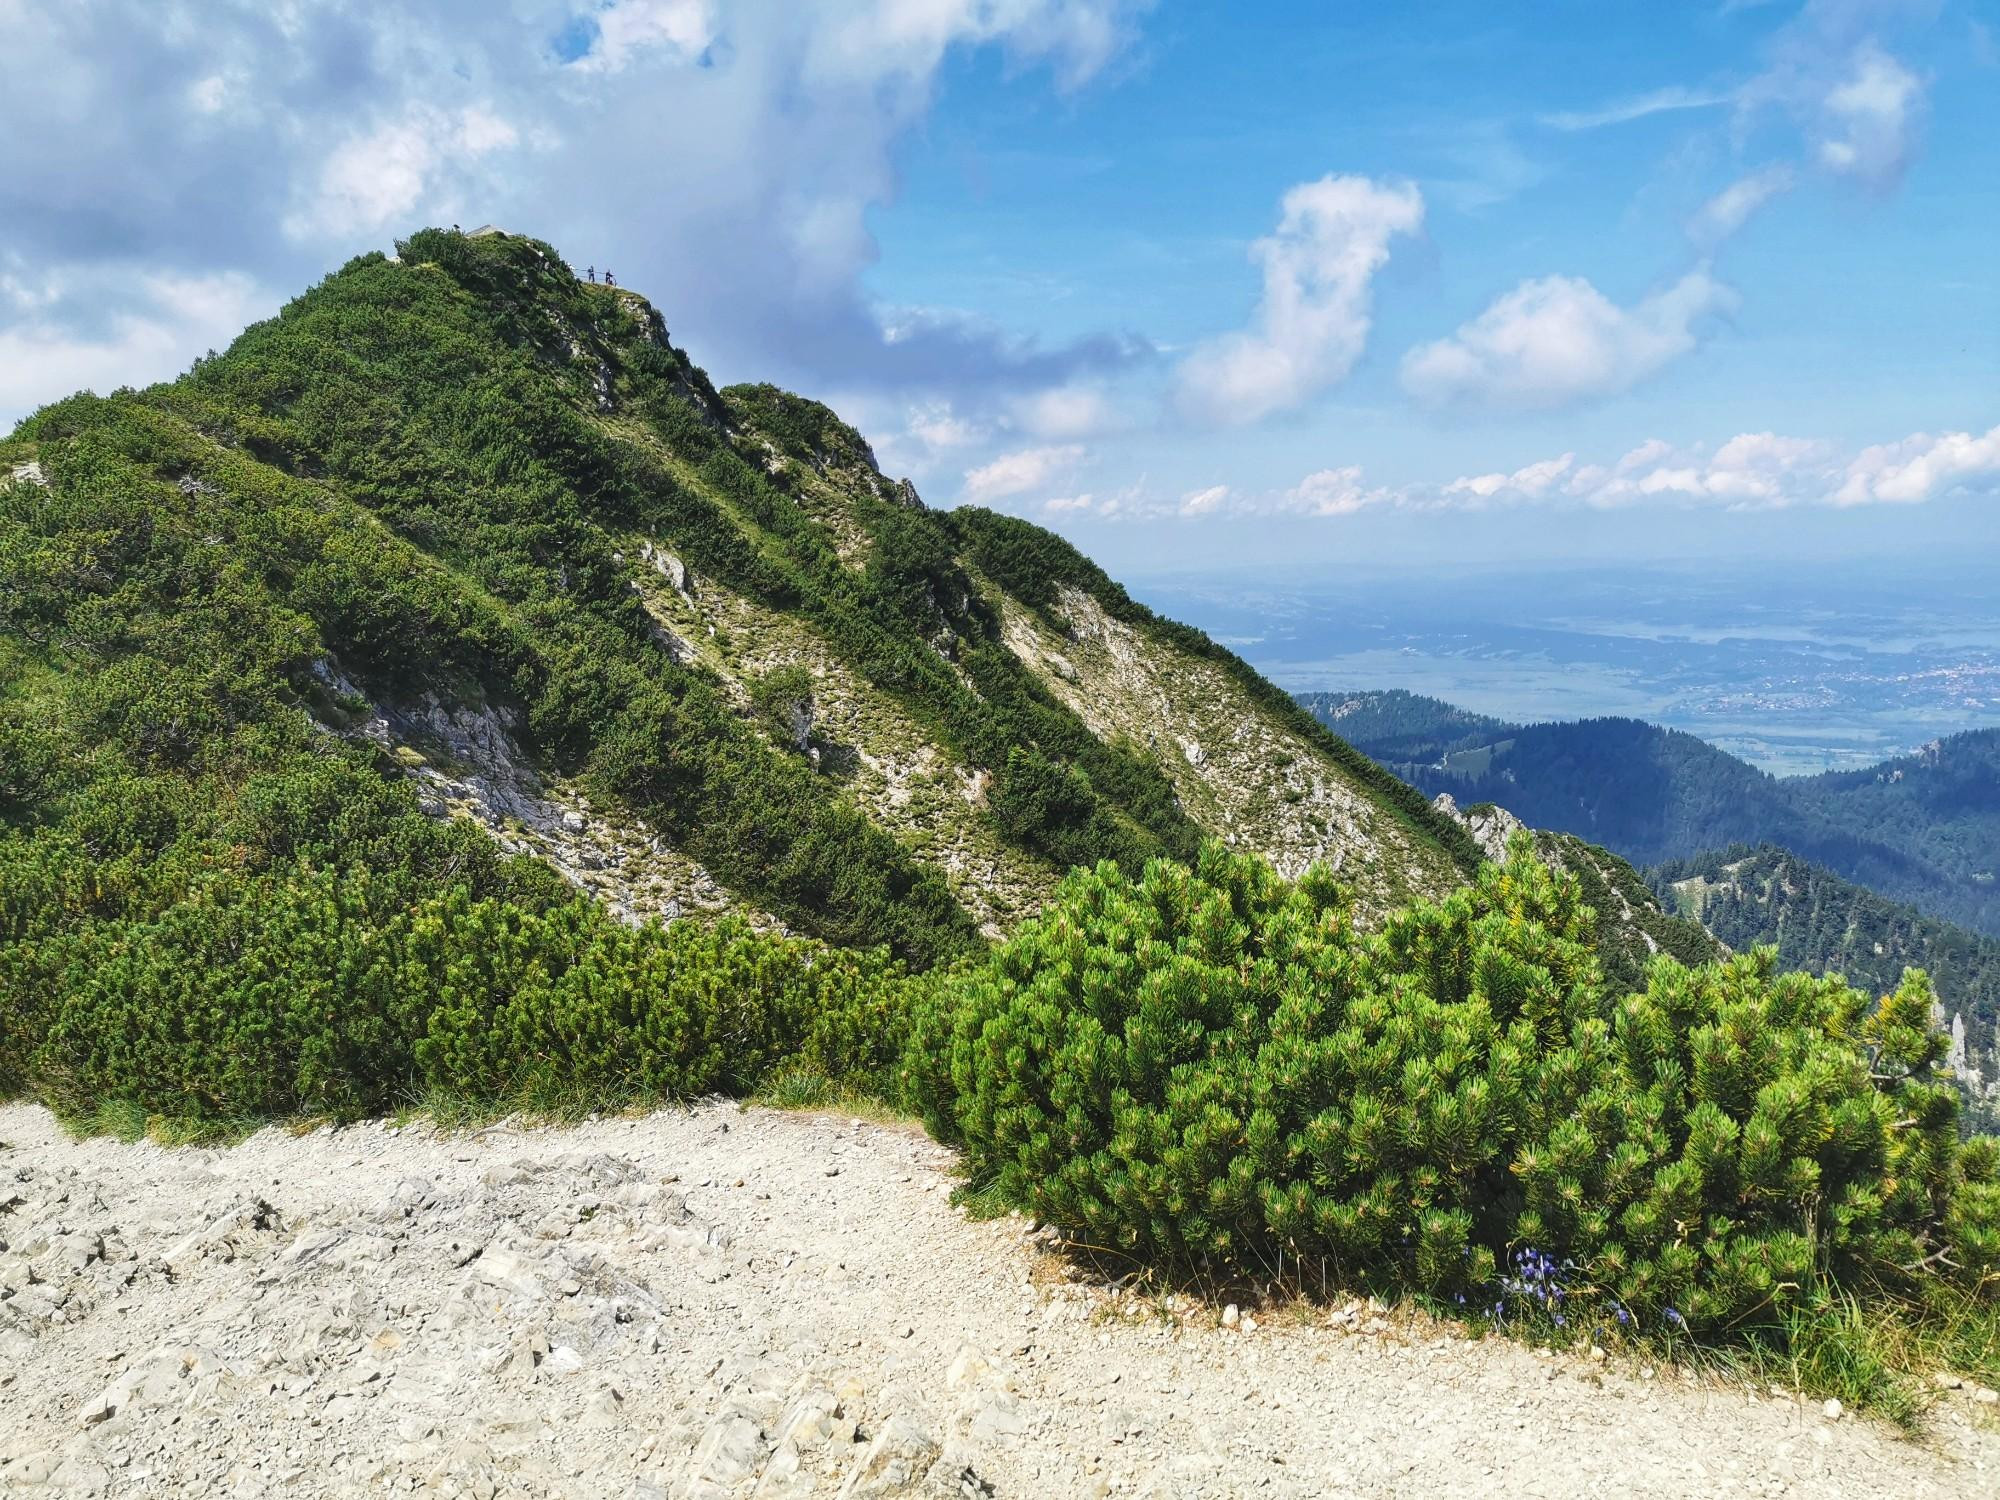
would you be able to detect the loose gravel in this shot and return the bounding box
[2,1101,1994,1498]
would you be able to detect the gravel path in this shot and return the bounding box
[1,1101,1994,1498]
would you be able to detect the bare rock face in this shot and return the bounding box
[1431,792,1529,865]
[640,541,695,600]
[307,664,744,930]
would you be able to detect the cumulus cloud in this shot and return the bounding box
[1178,483,1230,516]
[1426,425,1997,513]
[1074,419,1999,528]
[962,443,1085,503]
[1400,268,1738,412]
[1281,466,1393,517]
[1836,425,2000,505]
[1008,382,1119,441]
[1174,175,1424,427]
[286,106,521,240]
[903,401,987,453]
[567,0,717,73]
[0,1,1154,429]
[1742,4,1932,193]
[1444,453,1575,501]
[1813,43,1924,186]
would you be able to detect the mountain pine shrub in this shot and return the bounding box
[909,838,2000,1333]
[21,863,916,1125]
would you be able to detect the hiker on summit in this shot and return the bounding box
[586,266,595,282]
[604,269,616,287]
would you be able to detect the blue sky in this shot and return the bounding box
[2,1,1995,574]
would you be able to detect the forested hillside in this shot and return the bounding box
[4,231,1996,1411]
[1296,689,1512,764]
[1654,845,2000,1132]
[1332,701,2000,938]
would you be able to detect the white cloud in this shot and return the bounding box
[1474,431,1834,510]
[1112,418,2000,528]
[286,106,521,240]
[0,271,273,421]
[1814,43,1923,187]
[188,74,230,115]
[904,401,985,452]
[568,0,717,73]
[1008,382,1116,440]
[0,2,1153,430]
[962,442,1085,503]
[1400,268,1737,411]
[807,0,1145,90]
[1539,85,1731,131]
[1444,453,1575,501]
[1687,165,1795,249]
[1174,175,1423,427]
[1178,483,1229,516]
[1837,425,2000,506]
[1281,466,1392,517]
[1739,6,1931,194]
[1418,425,1995,513]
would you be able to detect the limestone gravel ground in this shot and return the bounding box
[1,1101,1995,1499]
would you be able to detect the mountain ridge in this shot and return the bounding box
[0,227,1482,992]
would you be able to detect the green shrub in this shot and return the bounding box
[910,838,2000,1335]
[749,663,816,752]
[23,866,918,1124]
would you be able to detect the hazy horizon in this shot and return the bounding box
[1126,557,2000,774]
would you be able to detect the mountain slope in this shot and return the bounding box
[0,227,1475,991]
[1653,845,2000,1132]
[1297,688,1513,765]
[1340,703,1999,937]
[1429,796,1721,993]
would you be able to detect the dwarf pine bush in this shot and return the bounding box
[24,865,917,1124]
[910,839,2000,1334]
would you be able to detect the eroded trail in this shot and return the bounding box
[1,1101,1993,1499]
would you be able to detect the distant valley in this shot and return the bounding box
[1145,567,2000,775]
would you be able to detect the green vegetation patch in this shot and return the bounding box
[908,839,1999,1390]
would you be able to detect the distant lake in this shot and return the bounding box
[1131,563,2000,776]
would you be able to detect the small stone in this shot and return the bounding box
[1822,1398,1844,1421]
[1933,1371,1965,1390]
[543,1346,584,1375]
[1220,1304,1240,1329]
[1240,1316,1258,1334]
[843,1414,938,1494]
[1974,1386,1999,1406]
